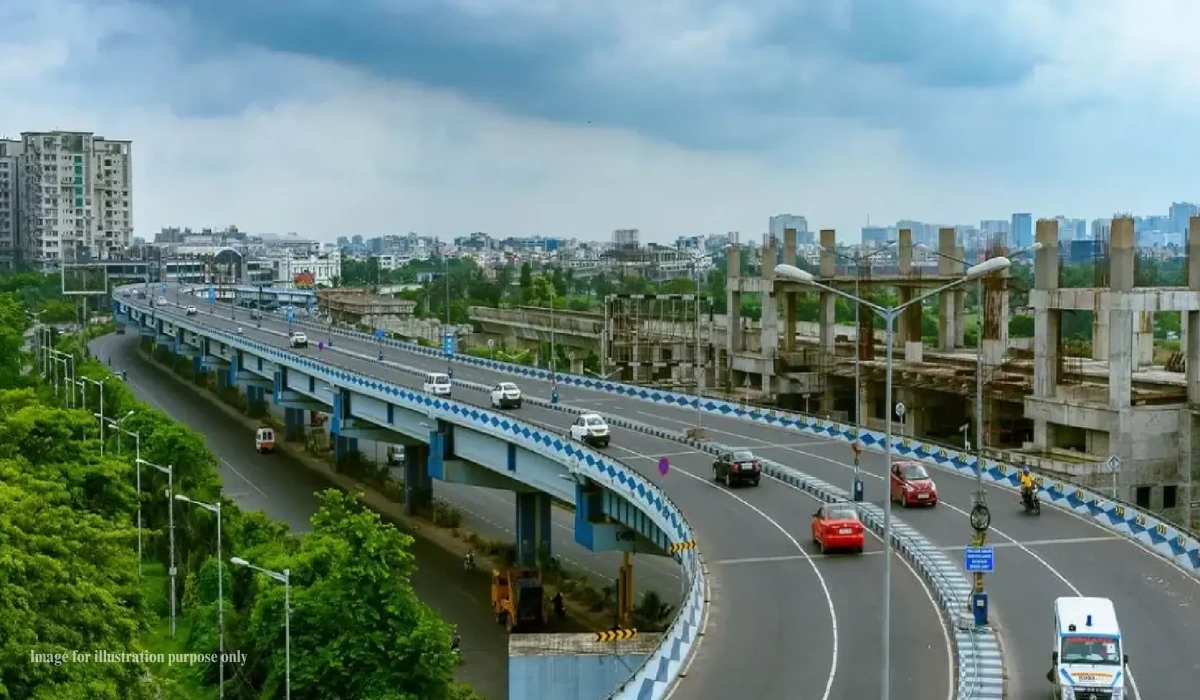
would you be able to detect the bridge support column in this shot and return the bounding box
[284,407,306,441]
[403,444,433,516]
[617,552,634,630]
[515,491,552,568]
[334,435,358,467]
[192,355,202,377]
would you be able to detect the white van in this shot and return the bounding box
[423,372,452,396]
[255,427,276,453]
[1049,597,1128,698]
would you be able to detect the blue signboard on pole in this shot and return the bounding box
[375,328,385,340]
[442,332,456,356]
[964,546,995,573]
[161,282,167,294]
[208,285,215,304]
[286,307,296,323]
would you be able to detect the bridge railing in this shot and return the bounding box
[118,289,708,700]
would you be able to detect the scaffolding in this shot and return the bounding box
[602,293,712,386]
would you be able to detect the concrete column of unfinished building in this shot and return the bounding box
[817,229,838,412]
[954,245,967,348]
[759,236,779,395]
[1184,216,1200,528]
[936,227,959,351]
[894,228,923,362]
[979,238,1010,370]
[783,228,798,352]
[724,244,741,362]
[1030,218,1062,450]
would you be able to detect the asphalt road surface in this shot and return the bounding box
[162,300,954,700]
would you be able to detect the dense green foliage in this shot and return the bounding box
[0,276,480,700]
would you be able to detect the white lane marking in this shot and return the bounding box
[758,470,954,700]
[219,457,269,498]
[715,535,1122,565]
[611,443,841,700]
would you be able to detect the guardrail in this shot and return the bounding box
[274,314,1200,577]
[116,292,708,700]
[236,316,1003,699]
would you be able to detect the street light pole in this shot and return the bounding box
[83,377,106,453]
[230,557,291,699]
[176,494,224,698]
[137,459,175,632]
[775,256,1011,700]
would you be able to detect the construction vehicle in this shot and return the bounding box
[491,568,545,633]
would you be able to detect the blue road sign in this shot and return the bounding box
[208,285,215,303]
[375,328,385,339]
[964,546,995,573]
[161,282,167,293]
[442,332,456,356]
[286,307,296,323]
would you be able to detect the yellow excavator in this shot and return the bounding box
[491,568,545,633]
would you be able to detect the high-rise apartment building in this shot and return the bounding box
[17,131,132,270]
[1010,213,1033,248]
[0,139,21,270]
[1169,202,1198,234]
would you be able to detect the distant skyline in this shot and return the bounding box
[5,1,1200,243]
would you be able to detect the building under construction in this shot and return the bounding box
[601,293,714,387]
[470,219,1200,529]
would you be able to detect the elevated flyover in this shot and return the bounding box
[170,287,988,700]
[113,284,703,700]
[268,295,1200,700]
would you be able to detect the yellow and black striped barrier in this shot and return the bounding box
[669,541,697,553]
[595,628,638,642]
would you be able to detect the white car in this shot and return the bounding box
[185,306,197,315]
[423,372,452,396]
[489,382,523,409]
[157,297,168,306]
[289,331,308,348]
[569,413,610,448]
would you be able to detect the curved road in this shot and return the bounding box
[238,307,1200,699]
[144,295,953,700]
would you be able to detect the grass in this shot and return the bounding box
[138,561,217,699]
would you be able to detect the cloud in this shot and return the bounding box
[1,0,1198,243]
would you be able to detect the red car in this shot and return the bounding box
[890,461,938,507]
[811,503,865,554]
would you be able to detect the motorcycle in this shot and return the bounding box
[1021,487,1042,515]
[463,552,475,571]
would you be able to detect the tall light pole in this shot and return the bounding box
[775,255,1011,700]
[923,242,1042,506]
[176,494,224,698]
[444,254,452,375]
[690,251,712,437]
[82,377,105,451]
[137,460,176,634]
[821,242,898,429]
[230,557,291,699]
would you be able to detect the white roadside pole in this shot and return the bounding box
[774,255,1011,700]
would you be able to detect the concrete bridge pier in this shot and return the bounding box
[515,491,553,568]
[403,443,433,516]
[284,407,306,441]
[334,434,359,467]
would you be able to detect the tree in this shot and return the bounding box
[235,491,462,700]
[519,262,533,290]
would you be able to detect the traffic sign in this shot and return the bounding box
[1105,455,1122,473]
[375,328,385,339]
[442,332,456,356]
[964,546,995,573]
[161,282,167,293]
[658,457,670,476]
[895,401,907,418]
[208,285,215,303]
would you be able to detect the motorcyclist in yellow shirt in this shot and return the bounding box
[1018,466,1036,505]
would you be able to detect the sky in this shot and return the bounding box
[3,0,1200,244]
